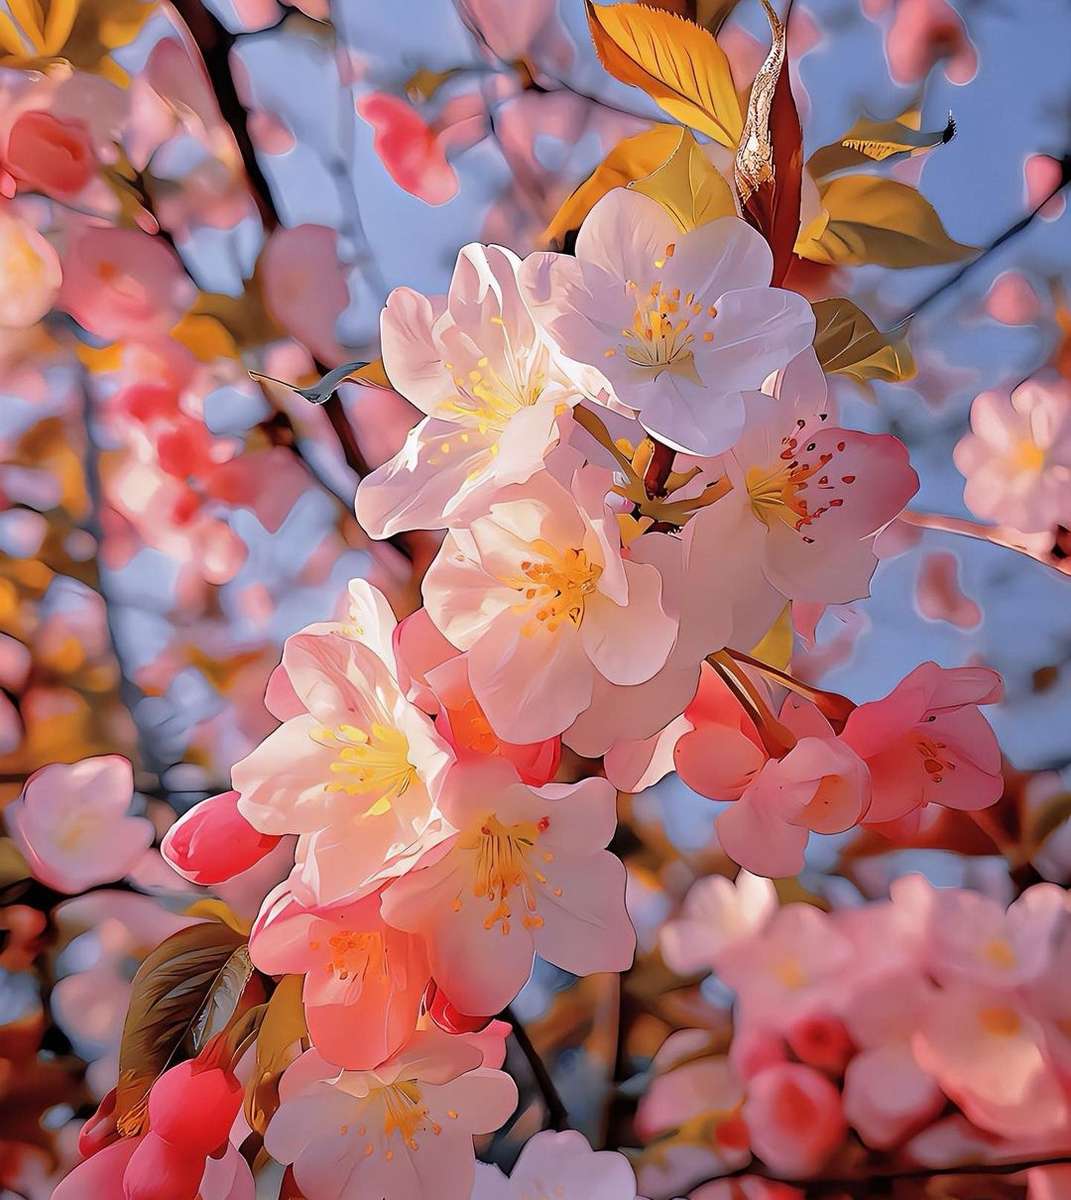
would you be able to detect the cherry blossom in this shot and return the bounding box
[356,243,585,539]
[954,379,1071,533]
[161,789,281,885]
[6,756,153,894]
[264,1032,517,1200]
[522,188,815,455]
[472,1129,642,1200]
[0,209,61,328]
[381,760,634,1015]
[422,466,677,743]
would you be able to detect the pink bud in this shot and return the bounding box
[123,1132,205,1200]
[424,980,492,1035]
[162,791,280,885]
[744,1063,846,1178]
[147,1060,242,1154]
[785,1013,854,1074]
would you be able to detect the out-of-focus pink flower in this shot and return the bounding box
[3,110,95,197]
[6,756,154,894]
[355,243,584,539]
[58,226,193,341]
[260,224,350,365]
[250,883,430,1070]
[382,759,634,1015]
[473,1129,641,1200]
[162,790,281,885]
[985,271,1042,325]
[265,1033,517,1200]
[744,1063,846,1178]
[357,92,458,205]
[522,190,815,456]
[916,550,981,629]
[881,0,978,85]
[53,1136,139,1199]
[1024,154,1068,221]
[232,583,454,905]
[423,466,677,743]
[841,661,1003,825]
[0,210,61,328]
[954,379,1071,533]
[785,1013,854,1073]
[660,870,777,977]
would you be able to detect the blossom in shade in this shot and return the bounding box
[232,583,454,905]
[743,1063,846,1178]
[954,379,1071,533]
[249,883,430,1070]
[355,243,583,539]
[422,466,677,743]
[265,1032,517,1200]
[840,661,1003,825]
[659,870,777,978]
[521,188,815,455]
[6,756,153,894]
[0,210,61,328]
[382,759,634,1015]
[472,1129,642,1200]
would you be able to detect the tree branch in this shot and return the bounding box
[503,1006,570,1132]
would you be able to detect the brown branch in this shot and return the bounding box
[503,1005,570,1132]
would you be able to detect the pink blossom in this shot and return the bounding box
[232,592,454,906]
[882,0,978,86]
[357,92,458,206]
[355,244,584,539]
[710,351,919,605]
[58,226,193,341]
[381,759,634,1015]
[3,110,95,198]
[915,550,981,629]
[260,224,350,365]
[660,869,777,977]
[162,790,281,885]
[6,756,154,894]
[985,272,1042,325]
[0,210,61,328]
[265,1032,517,1200]
[473,1129,641,1200]
[841,661,1003,824]
[954,379,1071,533]
[522,189,815,455]
[1024,154,1068,221]
[422,466,677,743]
[743,1063,846,1178]
[250,883,430,1070]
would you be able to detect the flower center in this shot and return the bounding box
[455,813,554,934]
[980,936,1017,971]
[515,541,602,634]
[313,722,416,812]
[978,1005,1021,1037]
[914,735,955,785]
[606,262,716,381]
[773,955,807,990]
[444,354,544,435]
[323,929,387,982]
[746,426,851,545]
[1011,437,1045,474]
[56,810,106,851]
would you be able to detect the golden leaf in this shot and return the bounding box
[629,128,736,231]
[349,358,392,389]
[115,923,248,1135]
[185,898,252,937]
[799,175,974,268]
[543,124,684,244]
[0,0,155,78]
[0,838,30,885]
[808,109,956,180]
[245,975,307,1135]
[170,314,239,364]
[697,0,743,32]
[585,2,743,149]
[748,605,792,673]
[812,297,916,384]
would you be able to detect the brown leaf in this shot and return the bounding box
[629,128,736,230]
[799,175,974,268]
[807,109,956,180]
[585,2,743,149]
[733,0,803,285]
[245,975,307,1136]
[697,0,743,31]
[812,297,916,384]
[543,124,685,244]
[115,922,248,1135]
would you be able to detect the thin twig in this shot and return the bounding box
[503,1006,570,1132]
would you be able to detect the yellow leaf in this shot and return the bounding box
[170,314,239,363]
[585,2,743,149]
[349,358,391,389]
[543,124,684,244]
[185,898,252,937]
[697,0,743,32]
[748,605,792,673]
[42,0,78,54]
[629,128,736,231]
[800,175,974,268]
[812,297,916,384]
[245,976,307,1135]
[808,110,956,180]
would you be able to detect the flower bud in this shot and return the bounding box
[162,790,280,885]
[147,1060,242,1154]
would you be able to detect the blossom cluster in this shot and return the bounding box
[644,870,1071,1199]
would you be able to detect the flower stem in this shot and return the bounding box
[503,1005,570,1132]
[725,648,855,727]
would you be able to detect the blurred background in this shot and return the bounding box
[1,0,1070,1195]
